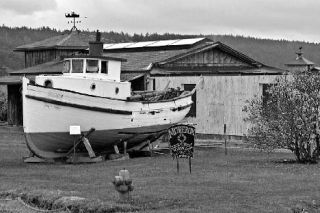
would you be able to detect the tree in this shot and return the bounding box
[244,72,320,163]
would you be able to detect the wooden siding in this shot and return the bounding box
[7,84,22,125]
[162,48,249,68]
[154,75,278,136]
[25,50,81,68]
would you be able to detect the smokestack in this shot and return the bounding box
[89,30,103,56]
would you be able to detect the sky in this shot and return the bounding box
[0,0,319,43]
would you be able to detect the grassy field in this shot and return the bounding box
[1,131,320,212]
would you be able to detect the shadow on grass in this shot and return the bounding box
[274,159,318,165]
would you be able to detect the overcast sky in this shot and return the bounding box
[0,0,319,43]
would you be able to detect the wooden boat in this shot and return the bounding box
[22,33,194,159]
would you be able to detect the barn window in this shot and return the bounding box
[262,84,272,108]
[72,59,83,73]
[261,83,279,116]
[101,61,108,74]
[183,84,196,117]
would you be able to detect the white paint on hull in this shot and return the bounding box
[22,77,192,158]
[23,78,192,134]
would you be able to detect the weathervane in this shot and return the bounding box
[65,12,87,31]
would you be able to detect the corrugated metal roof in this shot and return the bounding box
[126,41,157,48]
[103,38,207,50]
[170,38,205,46]
[145,39,179,47]
[103,48,192,71]
[104,42,134,50]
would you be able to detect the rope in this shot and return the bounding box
[0,198,13,201]
[13,197,70,213]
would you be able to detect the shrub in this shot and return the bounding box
[244,72,320,163]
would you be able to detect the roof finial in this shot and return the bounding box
[296,46,303,58]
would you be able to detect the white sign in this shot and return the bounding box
[69,126,81,135]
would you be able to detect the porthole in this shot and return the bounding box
[90,83,96,90]
[115,87,119,94]
[44,80,53,88]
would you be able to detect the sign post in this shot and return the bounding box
[168,124,195,174]
[69,125,81,164]
[224,124,227,155]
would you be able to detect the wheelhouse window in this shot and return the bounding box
[72,59,83,73]
[101,61,108,74]
[86,59,99,73]
[62,60,70,73]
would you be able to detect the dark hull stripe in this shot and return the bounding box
[29,84,193,103]
[26,94,133,115]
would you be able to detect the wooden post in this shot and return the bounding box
[224,124,227,155]
[123,141,127,155]
[189,157,192,174]
[147,140,153,156]
[73,136,76,164]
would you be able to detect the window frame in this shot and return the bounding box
[86,59,99,73]
[71,59,84,73]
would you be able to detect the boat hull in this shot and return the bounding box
[25,124,173,159]
[22,77,192,159]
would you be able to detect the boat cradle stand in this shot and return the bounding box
[24,128,103,163]
[66,128,104,163]
[117,129,168,158]
[23,154,55,163]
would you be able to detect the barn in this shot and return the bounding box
[102,38,284,139]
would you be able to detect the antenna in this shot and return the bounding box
[65,12,87,31]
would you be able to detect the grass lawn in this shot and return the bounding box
[1,134,320,212]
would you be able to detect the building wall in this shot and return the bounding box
[153,74,278,136]
[7,84,22,125]
[25,49,82,68]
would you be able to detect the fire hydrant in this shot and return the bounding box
[112,168,133,201]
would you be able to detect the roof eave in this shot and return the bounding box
[14,45,88,52]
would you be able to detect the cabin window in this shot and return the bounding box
[72,59,83,73]
[101,61,108,74]
[183,84,196,117]
[62,60,70,73]
[86,59,99,73]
